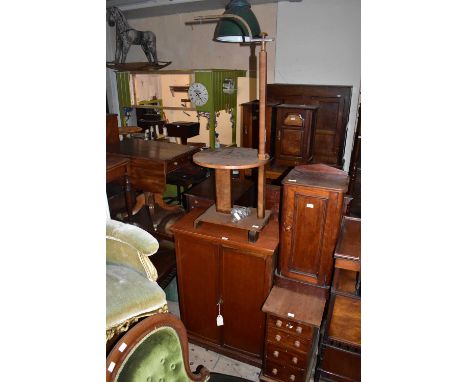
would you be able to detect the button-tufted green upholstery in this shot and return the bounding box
[107,314,252,382]
[115,326,197,382]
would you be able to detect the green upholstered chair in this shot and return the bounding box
[106,313,252,382]
[107,219,168,346]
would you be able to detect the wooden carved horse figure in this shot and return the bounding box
[107,6,158,64]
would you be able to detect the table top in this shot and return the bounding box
[107,139,200,162]
[193,147,269,170]
[106,154,129,171]
[283,163,349,192]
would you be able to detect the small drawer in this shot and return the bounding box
[264,359,306,382]
[186,195,214,211]
[166,155,192,173]
[267,326,311,353]
[268,315,314,339]
[265,342,308,369]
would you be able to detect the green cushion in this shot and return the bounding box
[106,264,167,331]
[106,219,159,282]
[115,326,193,382]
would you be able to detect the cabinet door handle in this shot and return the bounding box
[283,222,292,232]
[277,130,281,140]
[276,319,283,328]
[275,334,282,342]
[272,368,278,375]
[290,374,296,381]
[294,340,301,348]
[296,326,303,334]
[273,350,279,358]
[292,356,298,365]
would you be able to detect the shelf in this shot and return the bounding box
[328,295,361,347]
[169,85,190,96]
[131,104,196,111]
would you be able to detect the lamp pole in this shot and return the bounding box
[257,33,268,219]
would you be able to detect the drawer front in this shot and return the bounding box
[265,341,308,369]
[268,315,314,339]
[186,195,214,211]
[319,345,361,382]
[264,359,306,382]
[166,154,192,173]
[267,326,311,353]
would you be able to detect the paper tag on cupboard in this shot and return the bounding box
[216,314,224,326]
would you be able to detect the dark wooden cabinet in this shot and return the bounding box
[172,208,279,367]
[240,100,279,158]
[267,84,352,168]
[279,164,349,287]
[315,216,361,382]
[274,104,319,167]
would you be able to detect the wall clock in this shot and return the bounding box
[188,82,209,107]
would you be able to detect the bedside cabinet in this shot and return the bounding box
[279,164,349,287]
[261,286,326,382]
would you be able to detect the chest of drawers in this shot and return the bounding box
[261,286,326,382]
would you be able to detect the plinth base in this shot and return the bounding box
[193,204,271,243]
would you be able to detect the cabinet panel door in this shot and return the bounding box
[175,236,221,344]
[280,187,340,285]
[277,128,304,164]
[220,247,271,357]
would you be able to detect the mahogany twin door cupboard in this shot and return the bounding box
[172,209,279,367]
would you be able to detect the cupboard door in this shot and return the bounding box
[220,247,271,357]
[280,187,340,285]
[175,235,221,344]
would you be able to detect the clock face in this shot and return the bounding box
[188,82,209,107]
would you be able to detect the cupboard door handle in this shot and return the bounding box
[275,334,282,342]
[292,356,298,364]
[290,374,296,381]
[277,130,281,140]
[283,223,292,231]
[273,351,279,358]
[296,326,302,334]
[294,340,300,348]
[272,368,278,375]
[276,319,282,328]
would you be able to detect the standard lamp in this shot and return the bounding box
[191,0,273,242]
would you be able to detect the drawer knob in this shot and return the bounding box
[276,319,282,327]
[292,356,298,364]
[273,350,279,358]
[272,368,278,375]
[275,334,282,342]
[194,200,199,205]
[294,340,300,348]
[296,326,302,334]
[290,375,296,381]
[173,161,178,166]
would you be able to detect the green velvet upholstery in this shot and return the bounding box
[106,219,168,341]
[115,326,195,382]
[107,219,159,281]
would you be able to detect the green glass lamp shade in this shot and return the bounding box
[213,0,261,42]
